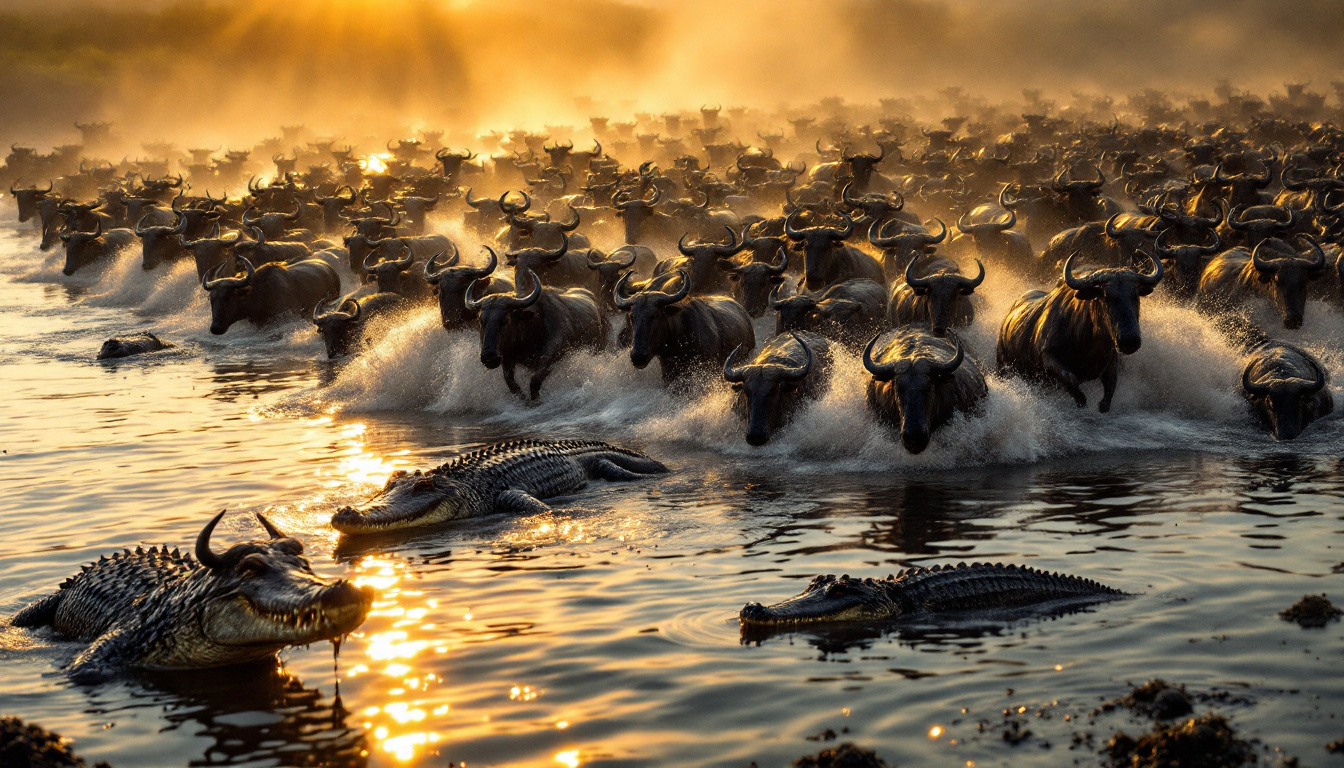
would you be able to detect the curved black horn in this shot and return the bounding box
[195,509,228,569]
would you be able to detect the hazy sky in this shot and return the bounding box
[2,0,1341,148]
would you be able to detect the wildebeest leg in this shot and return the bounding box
[1098,358,1118,413]
[497,489,552,515]
[1041,352,1087,408]
[502,363,523,397]
[528,364,553,401]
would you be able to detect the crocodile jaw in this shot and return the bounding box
[331,476,467,535]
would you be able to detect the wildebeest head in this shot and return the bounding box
[769,279,819,335]
[1153,228,1221,299]
[867,217,947,283]
[425,245,498,330]
[613,269,690,369]
[182,223,241,280]
[202,255,257,335]
[1062,251,1164,355]
[312,296,362,359]
[1249,237,1327,330]
[584,247,638,311]
[436,147,475,179]
[136,210,189,270]
[465,268,544,369]
[785,209,855,291]
[60,220,115,275]
[1228,204,1296,249]
[723,333,815,446]
[363,239,416,292]
[903,258,985,336]
[863,333,967,454]
[722,246,789,317]
[9,179,52,222]
[612,184,663,244]
[506,233,569,279]
[677,225,746,291]
[1241,346,1330,441]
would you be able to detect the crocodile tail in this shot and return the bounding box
[12,590,64,628]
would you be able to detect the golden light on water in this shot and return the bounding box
[361,153,392,174]
[929,725,944,739]
[555,749,581,768]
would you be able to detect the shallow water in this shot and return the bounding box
[0,215,1342,768]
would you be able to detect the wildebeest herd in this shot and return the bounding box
[7,88,1342,449]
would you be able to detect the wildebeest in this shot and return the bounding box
[424,247,512,331]
[867,217,948,283]
[614,269,755,385]
[721,245,789,317]
[1198,237,1326,330]
[312,292,407,358]
[723,331,833,446]
[202,255,340,335]
[136,212,190,271]
[234,226,312,267]
[613,185,677,244]
[96,332,173,360]
[10,180,52,223]
[364,242,435,303]
[863,330,988,454]
[658,226,746,294]
[888,258,985,336]
[770,278,887,349]
[1153,227,1221,299]
[466,269,607,400]
[1240,341,1333,440]
[181,223,241,279]
[997,252,1163,412]
[785,211,884,290]
[585,245,656,311]
[953,188,1033,271]
[61,221,137,275]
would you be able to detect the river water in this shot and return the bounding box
[0,212,1341,768]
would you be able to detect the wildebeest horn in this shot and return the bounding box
[782,333,813,380]
[1251,240,1277,274]
[655,269,691,306]
[195,509,229,569]
[957,260,986,293]
[256,512,286,539]
[1305,354,1328,394]
[423,246,460,282]
[784,210,806,240]
[284,201,302,221]
[172,211,188,235]
[612,270,638,310]
[713,226,745,256]
[510,269,543,308]
[464,188,486,208]
[922,218,947,243]
[862,334,897,380]
[677,231,696,256]
[929,339,965,374]
[1137,252,1164,287]
[904,258,933,290]
[1063,252,1093,291]
[722,344,749,383]
[1297,234,1327,272]
[135,213,152,236]
[766,246,788,275]
[604,246,638,270]
[1241,365,1272,396]
[499,190,531,214]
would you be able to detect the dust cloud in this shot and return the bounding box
[1,0,1341,150]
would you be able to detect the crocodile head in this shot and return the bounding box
[190,510,374,663]
[739,574,897,627]
[330,469,470,535]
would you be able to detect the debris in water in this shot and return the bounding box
[789,743,888,768]
[1097,679,1194,720]
[0,716,112,768]
[1105,714,1253,768]
[1279,594,1342,628]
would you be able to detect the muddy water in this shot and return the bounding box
[0,216,1341,768]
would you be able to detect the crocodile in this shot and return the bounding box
[331,439,669,535]
[740,562,1126,629]
[12,510,373,681]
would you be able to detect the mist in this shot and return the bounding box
[2,0,1342,150]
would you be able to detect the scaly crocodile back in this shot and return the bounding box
[437,439,660,499]
[888,562,1124,614]
[12,546,195,639]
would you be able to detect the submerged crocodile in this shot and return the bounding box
[740,562,1126,629]
[12,510,373,681]
[331,439,669,535]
